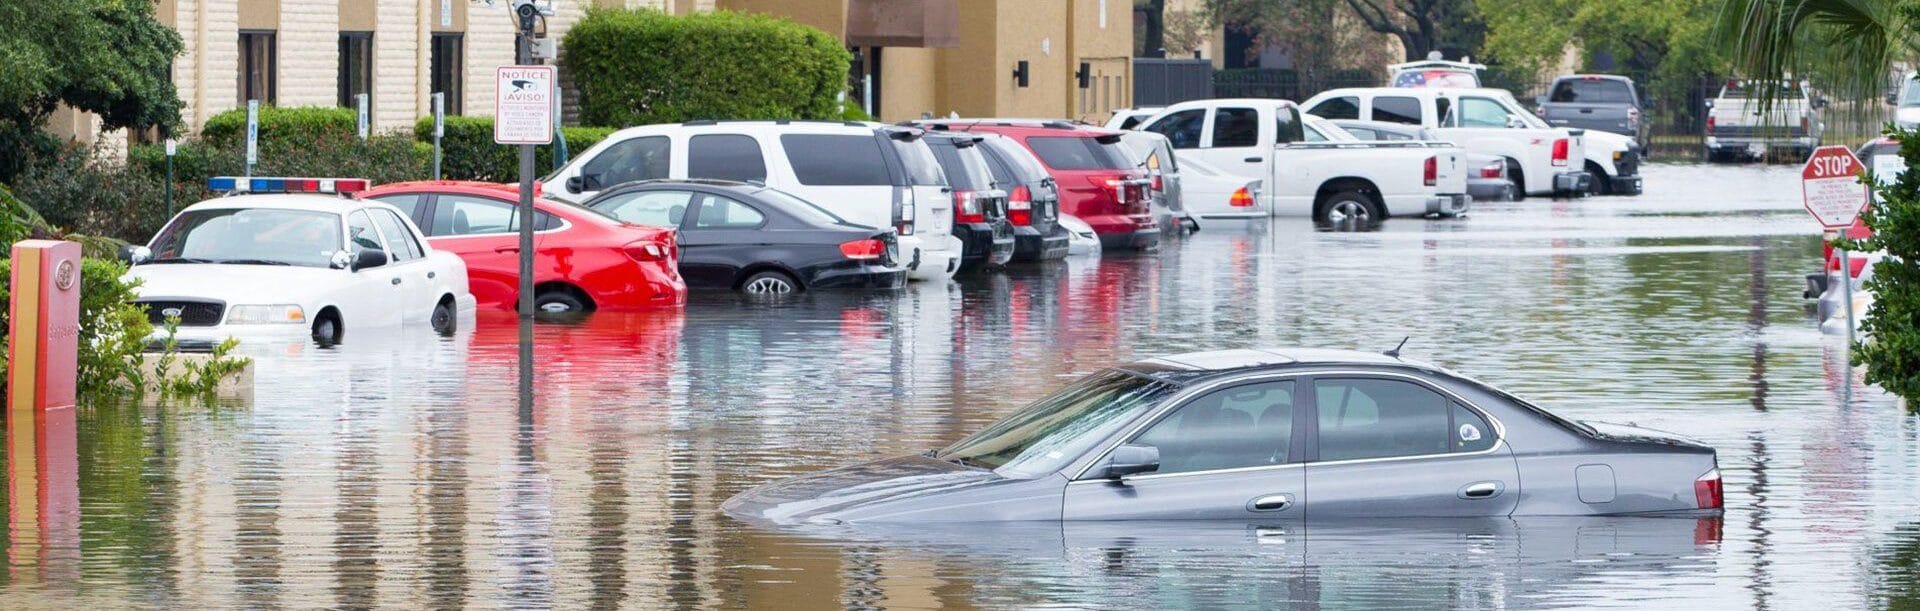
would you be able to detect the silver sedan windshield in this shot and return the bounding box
[939,370,1178,478]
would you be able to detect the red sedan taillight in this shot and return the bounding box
[1551,138,1570,167]
[623,240,673,263]
[1423,155,1438,186]
[953,190,985,224]
[1229,186,1255,208]
[1695,468,1723,509]
[839,238,885,260]
[1479,162,1503,179]
[1008,185,1034,226]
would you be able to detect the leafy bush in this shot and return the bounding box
[563,8,849,126]
[0,257,155,397]
[128,131,428,216]
[9,145,175,244]
[414,116,615,181]
[201,106,359,148]
[1852,127,1920,404]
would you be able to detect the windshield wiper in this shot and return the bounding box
[215,259,293,266]
[947,455,993,470]
[147,257,217,264]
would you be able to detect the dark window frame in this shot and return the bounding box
[1304,375,1503,463]
[430,33,465,115]
[338,31,374,110]
[1208,107,1261,148]
[780,134,895,186]
[1370,96,1423,125]
[239,30,278,104]
[686,134,769,182]
[689,193,769,230]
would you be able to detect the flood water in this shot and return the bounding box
[5,163,1919,609]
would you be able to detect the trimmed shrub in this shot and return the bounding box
[563,8,849,126]
[201,106,359,148]
[10,145,175,244]
[414,116,615,181]
[129,130,428,215]
[0,258,156,397]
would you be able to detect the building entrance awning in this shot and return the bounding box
[845,0,958,48]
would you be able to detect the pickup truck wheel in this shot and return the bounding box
[1316,190,1381,226]
[1586,162,1611,196]
[1507,161,1527,201]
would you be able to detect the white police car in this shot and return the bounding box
[125,177,477,345]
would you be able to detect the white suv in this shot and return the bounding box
[547,120,962,281]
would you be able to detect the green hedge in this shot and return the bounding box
[201,106,360,148]
[563,8,849,126]
[414,116,615,181]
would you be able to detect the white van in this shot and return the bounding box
[546,120,962,281]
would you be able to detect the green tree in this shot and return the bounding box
[1342,0,1486,60]
[0,0,183,182]
[1715,1,1920,402]
[1204,0,1398,77]
[1480,0,1725,119]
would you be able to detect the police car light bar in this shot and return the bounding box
[207,177,372,195]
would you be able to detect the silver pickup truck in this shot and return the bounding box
[1535,75,1649,149]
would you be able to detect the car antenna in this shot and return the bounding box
[1384,336,1410,359]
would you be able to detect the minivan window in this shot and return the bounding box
[1027,136,1131,171]
[981,137,1050,183]
[1309,96,1361,121]
[1550,78,1635,104]
[1144,108,1205,149]
[1210,108,1260,147]
[780,134,894,186]
[687,134,768,182]
[928,140,995,190]
[580,135,670,188]
[1371,96,1423,125]
[890,138,946,186]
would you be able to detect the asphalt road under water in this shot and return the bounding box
[3,163,1917,609]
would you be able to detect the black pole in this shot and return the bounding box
[164,145,175,216]
[516,24,537,416]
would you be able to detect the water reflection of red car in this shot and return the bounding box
[361,181,686,313]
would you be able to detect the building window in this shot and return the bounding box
[430,33,465,115]
[239,30,277,104]
[338,32,373,109]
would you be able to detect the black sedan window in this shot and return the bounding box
[592,190,694,227]
[753,188,852,226]
[693,195,766,229]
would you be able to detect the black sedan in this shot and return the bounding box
[585,180,906,294]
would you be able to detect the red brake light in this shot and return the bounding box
[1479,162,1503,179]
[953,190,986,224]
[1694,468,1723,509]
[1706,116,1716,134]
[1150,174,1164,192]
[623,240,670,263]
[1551,138,1570,166]
[1229,186,1255,208]
[1801,116,1810,133]
[1008,186,1033,226]
[1423,156,1438,186]
[839,238,885,260]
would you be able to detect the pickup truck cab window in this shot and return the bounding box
[1455,96,1512,128]
[1310,96,1361,120]
[1209,108,1260,148]
[1372,96,1422,125]
[1145,108,1205,149]
[1274,107,1306,144]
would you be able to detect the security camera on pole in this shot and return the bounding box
[493,0,555,411]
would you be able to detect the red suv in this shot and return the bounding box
[915,121,1158,250]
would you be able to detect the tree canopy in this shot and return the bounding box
[1480,0,1723,108]
[0,0,183,181]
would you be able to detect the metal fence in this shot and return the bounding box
[1132,59,1214,107]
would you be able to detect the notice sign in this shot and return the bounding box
[494,66,555,145]
[1801,145,1871,229]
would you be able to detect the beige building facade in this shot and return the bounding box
[53,0,1130,147]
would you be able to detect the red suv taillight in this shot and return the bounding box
[894,186,915,236]
[839,238,885,260]
[1229,186,1255,208]
[1423,155,1438,186]
[1480,162,1503,179]
[953,190,986,224]
[1008,185,1033,226]
[1694,468,1723,509]
[1551,138,1570,167]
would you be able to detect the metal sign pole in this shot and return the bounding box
[356,93,370,141]
[514,20,539,416]
[432,93,445,180]
[244,100,259,178]
[1841,249,1857,348]
[164,139,176,215]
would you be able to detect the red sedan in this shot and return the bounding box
[360,181,685,313]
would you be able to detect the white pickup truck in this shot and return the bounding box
[1705,79,1824,162]
[1301,87,1622,197]
[1133,98,1468,224]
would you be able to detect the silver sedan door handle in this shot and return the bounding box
[1459,481,1504,499]
[1247,494,1294,512]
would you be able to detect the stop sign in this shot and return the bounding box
[1802,145,1872,229]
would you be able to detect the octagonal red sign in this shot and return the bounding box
[1801,145,1871,229]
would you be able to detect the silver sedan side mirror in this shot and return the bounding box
[1100,443,1161,480]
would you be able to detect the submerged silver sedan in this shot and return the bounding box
[724,348,1724,524]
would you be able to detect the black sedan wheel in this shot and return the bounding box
[741,271,799,295]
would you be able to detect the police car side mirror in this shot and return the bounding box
[330,251,354,270]
[118,244,151,265]
[352,249,389,271]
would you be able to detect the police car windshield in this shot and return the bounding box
[149,208,343,268]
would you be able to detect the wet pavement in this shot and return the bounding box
[4,162,1919,609]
